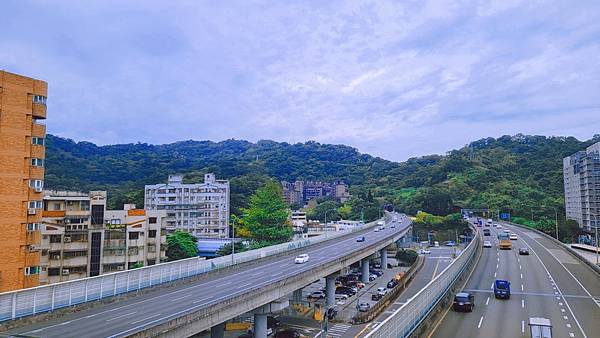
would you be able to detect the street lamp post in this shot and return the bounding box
[231,218,236,265]
[595,224,599,265]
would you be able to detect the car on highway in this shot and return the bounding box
[294,254,310,264]
[307,291,325,300]
[387,280,398,288]
[509,233,518,240]
[377,221,384,226]
[419,249,431,254]
[453,292,475,312]
[483,229,491,236]
[444,241,456,247]
[274,329,302,338]
[503,229,511,233]
[376,287,388,296]
[391,224,396,228]
[483,240,492,248]
[356,236,366,242]
[496,224,503,229]
[374,227,381,232]
[494,279,511,299]
[370,269,384,277]
[372,293,383,301]
[519,247,530,255]
[357,302,371,312]
[369,273,378,281]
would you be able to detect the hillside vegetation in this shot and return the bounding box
[45,134,600,237]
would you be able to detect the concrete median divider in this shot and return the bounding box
[352,255,425,324]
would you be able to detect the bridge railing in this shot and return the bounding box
[365,225,480,338]
[0,214,398,322]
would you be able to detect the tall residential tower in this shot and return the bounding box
[0,71,47,292]
[563,141,600,231]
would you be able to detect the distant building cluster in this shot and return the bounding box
[563,141,600,231]
[281,179,351,205]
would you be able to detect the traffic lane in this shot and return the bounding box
[10,219,412,337]
[508,225,600,337]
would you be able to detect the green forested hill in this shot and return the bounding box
[44,133,599,225]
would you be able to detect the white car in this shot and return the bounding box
[376,287,388,296]
[496,224,503,229]
[334,293,349,300]
[377,221,384,226]
[503,229,511,233]
[483,240,492,248]
[509,234,518,240]
[294,254,310,264]
[374,227,381,232]
[419,249,431,254]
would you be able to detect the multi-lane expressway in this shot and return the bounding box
[431,222,600,338]
[2,214,411,338]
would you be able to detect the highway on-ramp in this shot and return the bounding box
[2,215,411,338]
[430,222,600,338]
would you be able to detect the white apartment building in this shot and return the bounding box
[563,141,600,231]
[40,190,167,284]
[144,174,230,238]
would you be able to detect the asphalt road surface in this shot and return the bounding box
[2,214,411,338]
[430,222,600,338]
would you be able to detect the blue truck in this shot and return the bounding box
[494,280,511,299]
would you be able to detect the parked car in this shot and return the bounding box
[274,329,302,338]
[346,281,365,289]
[483,240,492,248]
[419,249,431,254]
[453,292,475,312]
[307,291,325,300]
[444,241,456,247]
[387,280,398,288]
[336,286,356,296]
[294,254,309,264]
[519,247,530,255]
[376,287,388,296]
[370,269,384,277]
[357,302,371,312]
[356,236,366,242]
[372,293,383,301]
[369,274,377,281]
[334,293,349,301]
[509,233,518,240]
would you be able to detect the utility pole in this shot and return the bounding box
[554,208,559,241]
[596,224,599,266]
[231,218,236,265]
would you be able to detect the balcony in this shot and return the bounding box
[32,102,47,119]
[43,210,66,218]
[32,122,46,137]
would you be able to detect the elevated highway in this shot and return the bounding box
[1,214,411,338]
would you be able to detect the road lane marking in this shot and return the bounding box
[520,273,523,279]
[521,299,525,308]
[521,284,524,291]
[570,333,575,337]
[477,316,484,329]
[170,295,189,303]
[486,297,490,305]
[510,225,588,338]
[130,313,162,325]
[519,265,522,270]
[106,311,137,322]
[494,272,497,278]
[567,323,572,328]
[521,320,525,333]
[496,264,498,269]
[431,259,441,279]
[564,316,568,320]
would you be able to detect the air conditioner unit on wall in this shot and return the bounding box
[62,269,69,275]
[63,236,71,243]
[34,186,43,193]
[28,209,37,215]
[116,266,125,271]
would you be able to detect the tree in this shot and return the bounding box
[307,200,341,222]
[166,231,199,261]
[238,181,292,247]
[216,242,247,256]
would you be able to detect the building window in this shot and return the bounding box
[31,158,44,167]
[128,232,139,240]
[49,235,62,243]
[26,223,40,231]
[48,268,60,276]
[148,230,157,238]
[24,266,40,275]
[29,179,44,190]
[31,137,45,146]
[32,95,47,105]
[148,217,157,224]
[28,200,43,209]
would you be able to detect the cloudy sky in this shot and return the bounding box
[1,0,599,161]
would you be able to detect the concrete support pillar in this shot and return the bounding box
[380,248,388,269]
[293,288,303,302]
[361,258,370,284]
[326,275,336,308]
[254,313,268,338]
[210,322,225,338]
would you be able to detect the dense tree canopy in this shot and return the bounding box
[166,231,199,261]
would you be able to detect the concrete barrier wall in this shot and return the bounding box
[0,215,390,323]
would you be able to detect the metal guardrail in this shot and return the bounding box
[365,226,480,337]
[0,215,392,323]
